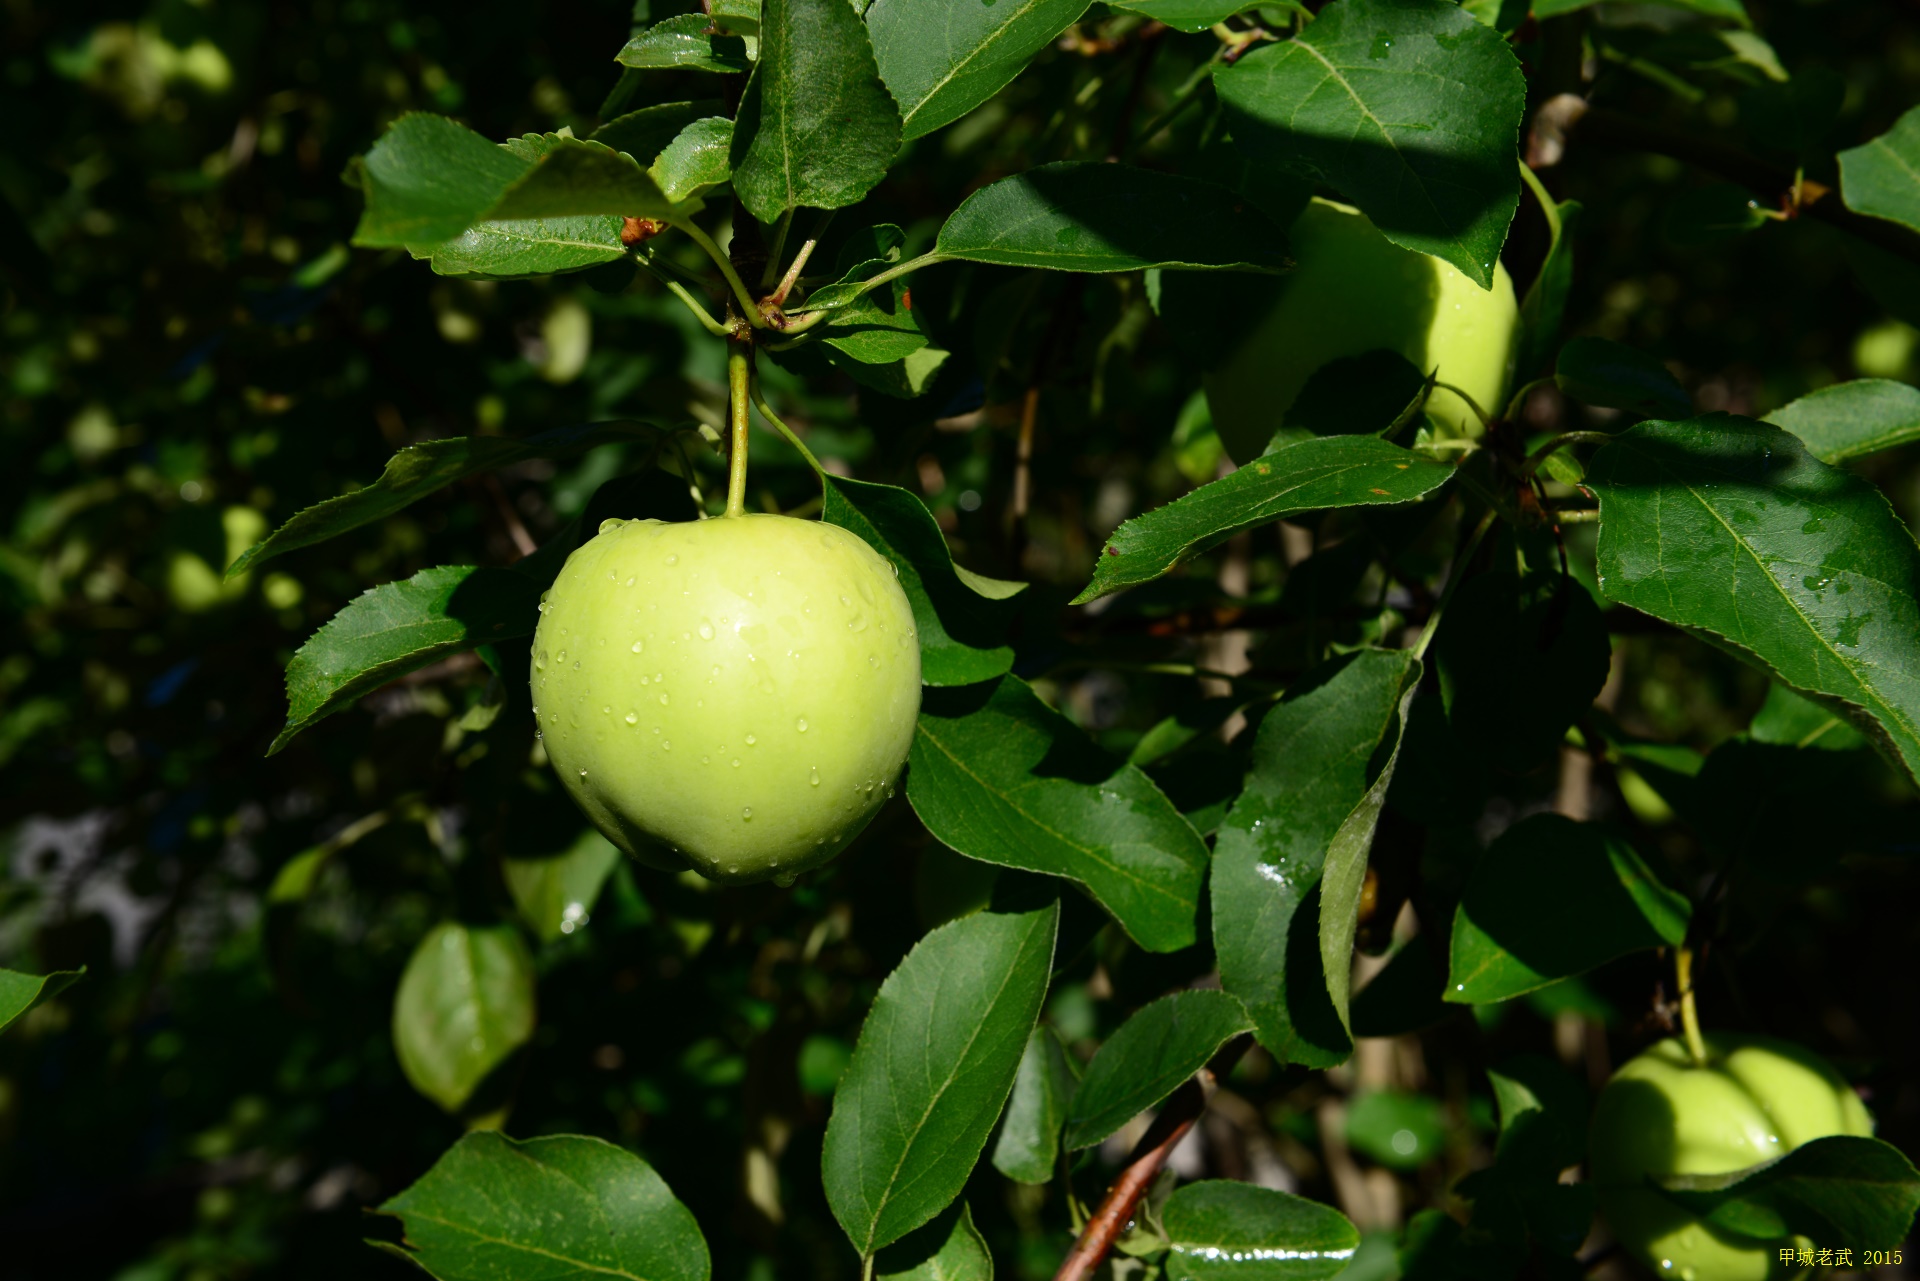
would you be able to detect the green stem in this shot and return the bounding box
[1412,507,1496,662]
[1521,430,1616,477]
[748,379,825,477]
[725,341,752,517]
[1676,945,1708,1066]
[781,250,951,334]
[641,264,731,337]
[677,218,766,327]
[1432,379,1494,430]
[1516,157,1562,244]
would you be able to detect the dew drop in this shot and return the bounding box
[711,665,721,678]
[602,705,611,715]
[536,650,549,670]
[556,650,567,663]
[745,734,756,745]
[796,717,808,732]
[698,621,714,640]
[666,553,679,565]
[774,872,796,888]
[630,640,643,654]
[659,693,670,705]
[731,758,741,768]
[701,755,709,764]
[625,576,635,587]
[741,807,752,819]
[810,767,819,786]
[662,740,671,751]
[625,712,638,725]
[572,660,581,670]
[578,769,588,778]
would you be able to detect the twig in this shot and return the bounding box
[1054,1035,1252,1281]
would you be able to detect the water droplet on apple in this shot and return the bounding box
[662,740,671,750]
[625,712,638,725]
[741,807,752,819]
[556,650,567,663]
[745,734,756,745]
[659,693,670,706]
[796,717,808,732]
[698,621,714,640]
[631,640,643,653]
[666,554,679,565]
[536,651,549,669]
[774,872,796,887]
[810,767,820,785]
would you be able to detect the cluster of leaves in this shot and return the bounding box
[6,0,1920,1279]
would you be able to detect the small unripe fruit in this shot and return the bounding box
[1590,1034,1873,1281]
[531,513,920,885]
[1204,198,1520,464]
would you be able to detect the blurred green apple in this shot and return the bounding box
[531,513,921,885]
[1590,1034,1873,1281]
[1204,198,1519,463]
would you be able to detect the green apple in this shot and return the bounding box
[1203,198,1520,464]
[530,513,921,885]
[1590,1034,1873,1281]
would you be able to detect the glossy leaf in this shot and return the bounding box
[867,0,1090,141]
[822,904,1058,1255]
[1659,1136,1920,1251]
[1075,436,1452,604]
[1447,814,1689,1004]
[273,566,540,754]
[1435,570,1612,773]
[1214,649,1418,1065]
[873,1202,993,1281]
[1063,990,1250,1150]
[502,830,622,944]
[1763,378,1920,464]
[0,967,83,1034]
[392,922,537,1113]
[422,216,628,279]
[375,1131,709,1281]
[909,677,1210,953]
[1588,415,1920,782]
[1162,1181,1360,1281]
[1106,0,1262,33]
[731,0,902,223]
[1838,104,1920,236]
[936,163,1290,274]
[991,1025,1078,1184]
[1554,337,1690,419]
[652,117,734,205]
[822,475,1021,686]
[1213,0,1526,287]
[353,113,531,247]
[230,422,654,577]
[615,13,751,74]
[486,135,676,222]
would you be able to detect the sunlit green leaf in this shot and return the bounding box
[1838,104,1920,236]
[1763,378,1920,464]
[1162,1181,1360,1281]
[391,922,537,1114]
[0,967,83,1034]
[868,0,1091,140]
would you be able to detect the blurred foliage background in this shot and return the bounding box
[3,1,1919,1278]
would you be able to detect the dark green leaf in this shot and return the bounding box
[804,224,908,311]
[1435,570,1613,773]
[1075,436,1453,605]
[353,113,532,247]
[822,904,1058,1255]
[867,0,1091,141]
[1515,198,1580,381]
[1063,991,1251,1150]
[1487,1054,1589,1175]
[1685,739,1896,880]
[909,677,1210,953]
[0,967,84,1034]
[991,1025,1079,1184]
[421,216,628,279]
[1346,1089,1446,1168]
[822,475,1021,686]
[1214,649,1418,1065]
[935,163,1291,274]
[874,1202,993,1281]
[230,422,654,577]
[1588,415,1920,782]
[652,117,734,205]
[731,0,902,223]
[1554,337,1690,419]
[1763,378,1920,464]
[502,830,622,944]
[1447,814,1690,1004]
[391,922,536,1113]
[1838,104,1920,237]
[1163,1181,1361,1281]
[1658,1136,1920,1251]
[1214,0,1527,287]
[273,566,539,754]
[591,100,723,165]
[1284,350,1430,438]
[375,1132,709,1281]
[615,13,751,74]
[486,135,676,221]
[1105,0,1263,32]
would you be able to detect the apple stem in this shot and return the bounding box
[1676,945,1709,1066]
[725,340,752,518]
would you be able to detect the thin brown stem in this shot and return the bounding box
[1054,1035,1251,1281]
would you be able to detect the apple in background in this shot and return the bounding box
[1590,1034,1873,1281]
[531,513,921,885]
[1204,198,1520,464]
